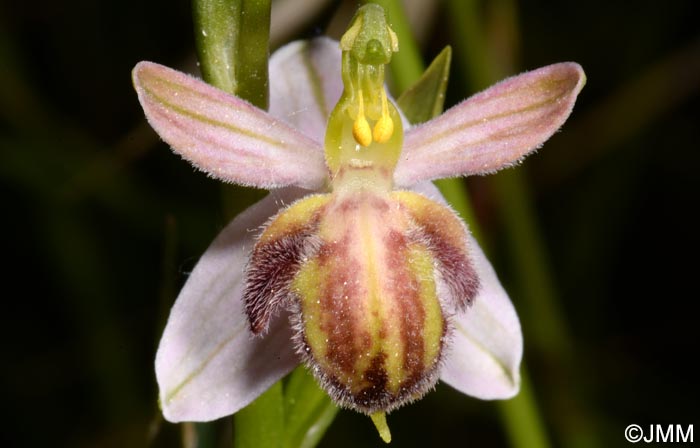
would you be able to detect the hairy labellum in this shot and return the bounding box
[243,188,479,413]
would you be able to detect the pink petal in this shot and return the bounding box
[409,182,522,399]
[155,188,307,422]
[132,62,327,189]
[269,37,343,144]
[395,63,586,187]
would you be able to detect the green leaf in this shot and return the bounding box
[193,0,271,109]
[232,367,337,448]
[396,46,451,125]
[283,367,339,448]
[234,382,285,448]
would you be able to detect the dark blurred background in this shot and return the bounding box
[2,0,698,447]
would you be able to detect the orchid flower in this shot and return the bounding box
[133,4,585,441]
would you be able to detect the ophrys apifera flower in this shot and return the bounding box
[133,4,585,441]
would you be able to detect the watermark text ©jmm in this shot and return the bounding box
[625,424,693,443]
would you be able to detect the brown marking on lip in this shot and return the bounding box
[324,371,389,414]
[355,354,389,407]
[396,192,480,310]
[320,349,442,413]
[244,210,324,335]
[315,232,365,375]
[245,232,311,334]
[420,221,479,309]
[377,320,388,340]
[384,228,427,379]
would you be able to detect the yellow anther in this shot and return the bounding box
[372,90,394,143]
[373,116,393,143]
[353,117,372,147]
[352,92,373,147]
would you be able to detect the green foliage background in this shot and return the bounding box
[1,0,698,446]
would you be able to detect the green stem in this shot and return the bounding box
[193,0,241,95]
[444,1,555,446]
[489,170,571,357]
[235,0,272,109]
[445,0,493,90]
[192,2,283,447]
[498,369,551,448]
[193,0,271,109]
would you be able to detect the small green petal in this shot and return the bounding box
[397,46,452,125]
